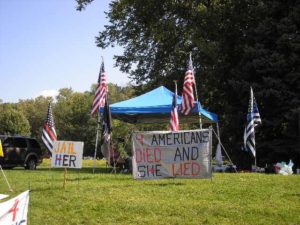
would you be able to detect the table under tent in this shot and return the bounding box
[100,86,234,174]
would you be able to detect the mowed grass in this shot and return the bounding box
[0,160,299,225]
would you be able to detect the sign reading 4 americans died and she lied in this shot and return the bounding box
[132,129,212,180]
[51,141,84,169]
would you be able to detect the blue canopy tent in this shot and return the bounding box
[102,86,218,124]
[99,86,238,171]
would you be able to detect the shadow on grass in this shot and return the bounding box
[146,182,185,187]
[36,167,119,174]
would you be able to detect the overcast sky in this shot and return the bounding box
[0,0,129,103]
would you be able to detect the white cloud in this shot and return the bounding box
[37,89,59,99]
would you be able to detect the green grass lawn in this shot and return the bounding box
[1,160,299,225]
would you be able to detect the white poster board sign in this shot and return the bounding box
[132,129,212,180]
[51,141,84,169]
[0,190,29,225]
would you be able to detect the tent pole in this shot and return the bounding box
[190,52,202,129]
[212,125,237,173]
[216,123,221,144]
[110,133,117,174]
[93,112,101,174]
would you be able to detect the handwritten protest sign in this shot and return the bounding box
[132,129,212,180]
[0,190,29,225]
[51,141,84,169]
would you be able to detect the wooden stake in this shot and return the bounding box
[63,168,67,188]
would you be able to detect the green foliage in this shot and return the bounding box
[76,0,94,11]
[0,104,30,136]
[107,83,135,103]
[1,161,299,225]
[54,88,97,156]
[18,96,53,139]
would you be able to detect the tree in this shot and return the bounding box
[18,96,53,139]
[54,88,96,156]
[0,104,30,136]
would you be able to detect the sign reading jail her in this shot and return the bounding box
[51,141,84,169]
[132,129,212,180]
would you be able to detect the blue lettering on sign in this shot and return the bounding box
[11,219,26,225]
[54,154,77,167]
[55,154,62,165]
[63,155,69,166]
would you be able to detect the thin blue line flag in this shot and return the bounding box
[243,87,262,157]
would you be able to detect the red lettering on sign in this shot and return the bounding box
[9,199,20,221]
[172,162,201,176]
[135,148,162,163]
[136,134,144,146]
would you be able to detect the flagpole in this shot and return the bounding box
[106,95,115,174]
[254,131,257,171]
[174,80,178,131]
[174,80,178,99]
[243,86,262,172]
[190,52,203,129]
[92,56,105,174]
[111,134,117,174]
[93,112,101,174]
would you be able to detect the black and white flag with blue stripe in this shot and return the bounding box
[243,87,261,157]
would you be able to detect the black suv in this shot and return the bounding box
[0,135,43,170]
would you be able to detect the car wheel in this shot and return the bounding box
[26,158,37,170]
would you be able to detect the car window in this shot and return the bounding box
[3,138,13,147]
[14,138,27,148]
[28,139,40,148]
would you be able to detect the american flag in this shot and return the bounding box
[180,55,195,115]
[91,60,107,115]
[170,84,179,131]
[243,87,262,157]
[42,103,57,152]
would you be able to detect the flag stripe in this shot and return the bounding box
[42,135,53,152]
[91,62,107,115]
[42,103,57,152]
[44,124,57,141]
[170,86,179,131]
[243,87,261,157]
[180,60,195,115]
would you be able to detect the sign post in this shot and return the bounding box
[51,141,84,187]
